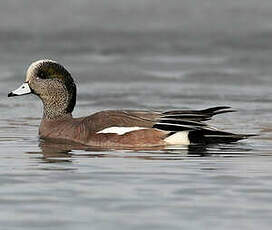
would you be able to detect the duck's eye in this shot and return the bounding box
[37,71,46,79]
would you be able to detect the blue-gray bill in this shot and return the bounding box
[8,83,31,97]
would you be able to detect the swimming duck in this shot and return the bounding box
[8,59,249,148]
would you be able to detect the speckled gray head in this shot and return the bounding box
[8,59,77,119]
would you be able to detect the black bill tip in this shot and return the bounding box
[8,92,16,97]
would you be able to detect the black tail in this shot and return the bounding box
[153,106,254,145]
[161,106,235,122]
[188,129,253,144]
[154,106,236,131]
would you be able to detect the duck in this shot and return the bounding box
[8,59,249,148]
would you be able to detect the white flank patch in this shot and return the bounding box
[97,127,147,135]
[164,131,190,145]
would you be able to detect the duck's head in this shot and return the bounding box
[8,60,77,119]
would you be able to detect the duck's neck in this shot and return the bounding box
[42,95,72,120]
[43,109,73,120]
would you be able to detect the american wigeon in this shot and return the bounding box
[8,59,249,148]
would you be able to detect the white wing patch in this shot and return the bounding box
[97,127,147,135]
[164,131,190,145]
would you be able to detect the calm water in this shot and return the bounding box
[1,1,272,230]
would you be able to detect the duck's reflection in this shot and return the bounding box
[37,139,112,162]
[26,138,254,164]
[27,141,73,163]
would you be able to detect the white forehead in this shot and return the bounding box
[26,59,57,81]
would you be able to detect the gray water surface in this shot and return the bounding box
[1,1,272,230]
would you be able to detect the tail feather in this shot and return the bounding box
[153,106,253,144]
[188,129,252,144]
[155,106,236,132]
[153,123,201,131]
[163,106,232,115]
[162,106,235,122]
[157,118,207,126]
[161,114,211,122]
[200,106,232,114]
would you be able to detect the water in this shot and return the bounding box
[1,1,272,229]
